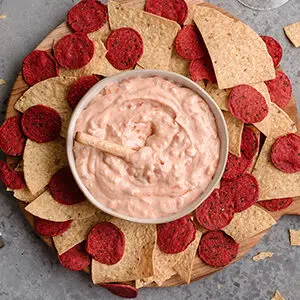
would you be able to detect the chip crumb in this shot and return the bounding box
[0,79,6,85]
[271,290,285,300]
[284,21,300,47]
[289,229,300,246]
[252,251,273,261]
[0,14,6,19]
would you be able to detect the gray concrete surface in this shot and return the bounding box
[0,0,299,299]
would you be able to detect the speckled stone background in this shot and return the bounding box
[0,0,299,299]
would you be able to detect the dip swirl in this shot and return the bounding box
[74,76,220,218]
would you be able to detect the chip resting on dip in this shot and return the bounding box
[74,76,220,218]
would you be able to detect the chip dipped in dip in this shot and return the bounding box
[74,76,220,219]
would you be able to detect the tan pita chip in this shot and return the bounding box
[61,31,108,77]
[251,82,271,137]
[14,76,76,138]
[269,102,297,138]
[168,48,189,77]
[247,125,260,172]
[0,79,5,85]
[289,229,300,246]
[223,111,244,157]
[173,230,202,284]
[272,290,286,300]
[25,190,97,222]
[204,82,230,111]
[224,205,276,242]
[184,4,198,25]
[53,212,109,254]
[23,139,67,195]
[135,277,154,289]
[193,7,275,89]
[252,138,300,200]
[284,21,300,47]
[252,251,273,261]
[12,186,46,203]
[108,1,180,70]
[92,219,156,283]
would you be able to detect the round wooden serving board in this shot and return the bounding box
[5,0,300,288]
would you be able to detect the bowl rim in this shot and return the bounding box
[67,69,228,224]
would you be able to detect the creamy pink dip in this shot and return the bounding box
[74,76,220,218]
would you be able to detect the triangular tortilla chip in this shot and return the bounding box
[14,76,76,138]
[135,277,155,289]
[61,30,108,77]
[108,1,180,70]
[272,290,286,300]
[173,230,202,284]
[252,137,300,200]
[223,111,244,157]
[284,22,300,48]
[25,190,97,222]
[204,82,230,111]
[23,139,67,195]
[53,212,109,254]
[12,186,46,203]
[224,205,276,242]
[193,7,275,89]
[92,219,156,283]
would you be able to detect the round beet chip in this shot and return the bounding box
[265,70,292,109]
[100,283,138,299]
[0,160,26,189]
[67,0,108,34]
[228,85,269,123]
[22,50,59,86]
[67,75,99,109]
[241,126,259,160]
[258,198,293,212]
[195,189,234,231]
[86,222,125,265]
[21,105,62,143]
[157,215,196,254]
[106,28,143,70]
[189,56,216,83]
[54,32,94,69]
[49,167,86,205]
[145,0,188,25]
[58,241,91,271]
[0,116,26,156]
[221,173,259,213]
[271,133,300,173]
[198,230,239,267]
[35,217,72,237]
[174,25,207,60]
[261,36,282,68]
[222,152,252,180]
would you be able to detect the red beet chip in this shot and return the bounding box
[241,126,259,160]
[22,50,59,86]
[157,215,196,254]
[100,283,138,299]
[261,36,283,68]
[21,105,62,143]
[174,25,208,60]
[258,198,293,212]
[0,160,26,189]
[198,230,239,267]
[189,56,216,83]
[86,222,125,265]
[222,152,252,180]
[271,133,300,173]
[106,28,143,70]
[265,70,292,109]
[35,217,72,237]
[228,85,269,123]
[49,167,86,205]
[54,32,94,69]
[195,189,234,230]
[0,116,26,156]
[67,75,99,109]
[67,0,108,34]
[145,0,188,25]
[221,173,259,213]
[58,241,91,271]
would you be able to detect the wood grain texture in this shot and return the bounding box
[5,0,300,288]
